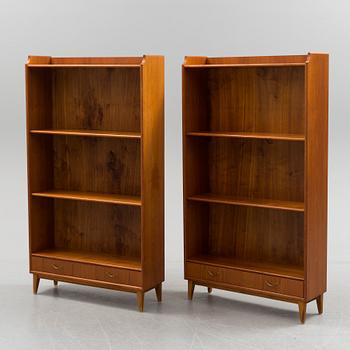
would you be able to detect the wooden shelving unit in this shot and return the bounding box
[183,53,328,323]
[26,55,164,311]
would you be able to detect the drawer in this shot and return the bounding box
[201,265,224,283]
[186,262,224,282]
[262,275,303,297]
[223,269,263,290]
[32,257,142,287]
[186,261,303,298]
[95,266,142,286]
[32,257,73,276]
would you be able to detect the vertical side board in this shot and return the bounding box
[140,56,165,290]
[182,56,208,274]
[305,53,329,301]
[26,56,54,271]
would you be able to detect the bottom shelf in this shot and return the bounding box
[32,249,141,271]
[187,255,304,280]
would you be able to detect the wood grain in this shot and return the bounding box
[186,137,304,202]
[26,56,164,310]
[304,53,329,301]
[52,68,140,132]
[53,136,141,196]
[140,56,165,291]
[184,64,305,135]
[183,54,328,321]
[54,199,141,259]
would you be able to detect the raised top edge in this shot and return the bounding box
[183,54,323,66]
[26,55,164,66]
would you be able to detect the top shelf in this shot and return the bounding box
[26,55,146,68]
[27,64,141,68]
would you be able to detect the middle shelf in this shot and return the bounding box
[30,129,141,139]
[32,190,141,206]
[187,131,305,141]
[188,193,304,212]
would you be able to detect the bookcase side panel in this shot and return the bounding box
[26,66,55,265]
[305,54,329,301]
[141,56,165,290]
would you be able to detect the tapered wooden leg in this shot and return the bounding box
[53,280,58,286]
[188,280,195,300]
[33,274,40,294]
[298,302,306,324]
[155,283,162,302]
[316,294,323,314]
[208,287,212,293]
[137,291,144,312]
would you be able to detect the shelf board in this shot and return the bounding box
[30,129,141,139]
[183,63,305,68]
[187,255,304,280]
[27,64,140,68]
[32,190,141,206]
[188,194,304,212]
[187,131,305,142]
[32,249,141,271]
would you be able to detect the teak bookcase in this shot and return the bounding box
[183,53,328,323]
[26,55,164,312]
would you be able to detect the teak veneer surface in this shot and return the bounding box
[183,53,328,322]
[26,55,164,310]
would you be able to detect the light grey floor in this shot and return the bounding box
[1,260,349,350]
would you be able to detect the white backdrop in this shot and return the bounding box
[0,0,348,268]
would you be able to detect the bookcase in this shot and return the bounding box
[183,53,328,323]
[26,55,164,312]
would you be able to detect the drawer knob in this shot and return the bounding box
[52,264,59,270]
[264,280,279,288]
[106,272,115,278]
[207,270,218,277]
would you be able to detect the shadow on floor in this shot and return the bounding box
[34,281,319,324]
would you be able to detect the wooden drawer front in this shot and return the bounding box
[186,262,201,280]
[32,258,142,287]
[223,269,263,290]
[32,257,73,276]
[74,264,142,287]
[95,266,141,286]
[201,265,224,282]
[72,263,96,280]
[262,275,303,297]
[186,262,303,298]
